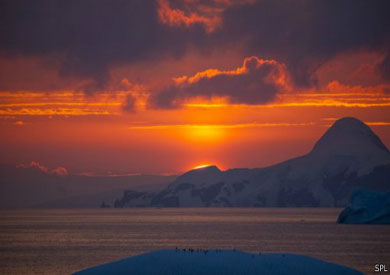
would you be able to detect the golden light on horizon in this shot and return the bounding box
[192,164,213,170]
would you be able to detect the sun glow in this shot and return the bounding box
[187,125,224,142]
[192,164,213,170]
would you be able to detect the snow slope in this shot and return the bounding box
[74,249,363,275]
[115,117,390,207]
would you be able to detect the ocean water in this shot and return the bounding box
[0,208,389,275]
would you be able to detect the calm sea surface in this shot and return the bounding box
[0,208,389,275]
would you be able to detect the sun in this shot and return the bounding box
[192,164,213,170]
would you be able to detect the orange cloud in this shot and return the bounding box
[326,80,390,94]
[14,120,24,126]
[152,56,292,108]
[18,161,68,176]
[182,90,390,109]
[117,78,149,112]
[366,122,390,126]
[157,0,221,32]
[0,108,113,116]
[173,56,290,88]
[51,166,68,176]
[323,118,390,127]
[0,91,123,116]
[157,0,254,33]
[128,122,314,130]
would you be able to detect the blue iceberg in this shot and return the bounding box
[337,189,390,224]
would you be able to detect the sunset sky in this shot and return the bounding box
[0,0,389,175]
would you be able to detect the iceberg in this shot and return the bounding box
[337,189,390,224]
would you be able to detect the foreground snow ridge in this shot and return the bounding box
[74,249,363,275]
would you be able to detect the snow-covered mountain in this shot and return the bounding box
[116,117,390,207]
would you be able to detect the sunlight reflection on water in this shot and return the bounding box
[0,208,389,274]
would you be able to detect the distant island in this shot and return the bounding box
[114,117,390,207]
[0,167,175,209]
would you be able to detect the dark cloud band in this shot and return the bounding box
[151,56,290,108]
[0,0,389,96]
